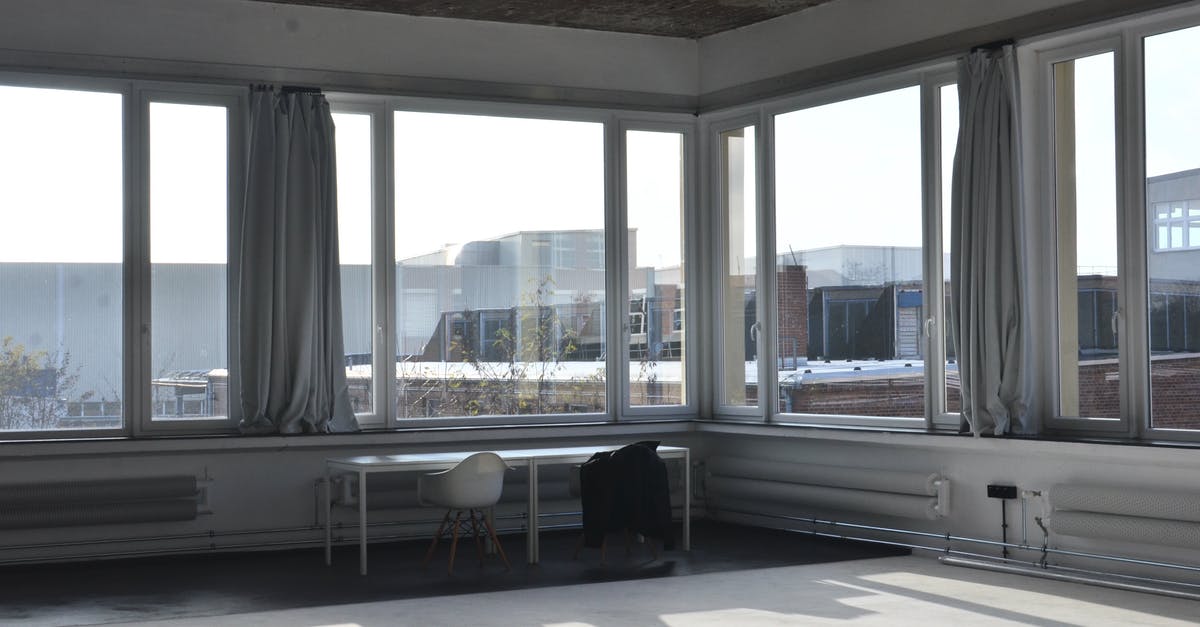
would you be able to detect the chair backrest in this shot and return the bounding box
[419,452,510,509]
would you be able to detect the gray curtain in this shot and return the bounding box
[949,46,1032,435]
[236,86,358,434]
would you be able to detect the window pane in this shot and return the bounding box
[0,86,123,431]
[394,112,605,418]
[626,130,686,407]
[150,102,228,421]
[775,87,923,417]
[1146,25,1200,430]
[332,112,374,416]
[1053,52,1120,420]
[941,84,961,414]
[719,127,757,408]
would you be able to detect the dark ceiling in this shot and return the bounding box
[252,0,837,39]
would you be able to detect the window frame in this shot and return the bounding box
[134,85,245,436]
[618,119,699,419]
[707,111,767,421]
[706,65,958,429]
[1032,3,1200,442]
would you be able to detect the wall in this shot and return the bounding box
[702,425,1200,584]
[0,423,704,563]
[0,0,699,109]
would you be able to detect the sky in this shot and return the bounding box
[3,24,1200,273]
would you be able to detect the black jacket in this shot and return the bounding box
[579,441,675,550]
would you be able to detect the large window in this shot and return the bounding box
[1051,50,1121,422]
[149,101,229,423]
[1146,24,1200,432]
[0,85,124,432]
[775,86,926,419]
[718,125,758,409]
[393,111,606,419]
[332,111,375,417]
[626,129,687,408]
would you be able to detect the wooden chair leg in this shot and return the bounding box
[483,516,511,570]
[421,510,451,569]
[448,510,462,575]
[470,509,486,566]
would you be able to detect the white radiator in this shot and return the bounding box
[1048,484,1200,548]
[705,456,949,520]
[0,476,206,530]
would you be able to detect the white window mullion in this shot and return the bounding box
[605,115,624,422]
[758,111,777,423]
[127,84,148,437]
[920,76,949,428]
[1121,27,1149,438]
[379,102,397,428]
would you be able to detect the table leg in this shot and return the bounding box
[527,460,539,564]
[324,467,332,566]
[683,450,691,551]
[358,469,368,575]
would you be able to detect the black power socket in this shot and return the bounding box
[987,484,1018,499]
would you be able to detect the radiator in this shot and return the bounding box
[0,476,205,530]
[1048,484,1200,548]
[705,456,949,520]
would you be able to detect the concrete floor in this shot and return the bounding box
[110,555,1200,626]
[0,520,906,626]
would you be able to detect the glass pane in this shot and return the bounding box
[626,130,685,407]
[394,112,605,418]
[775,86,923,417]
[1053,52,1120,420]
[719,127,757,408]
[0,86,123,431]
[332,112,374,416]
[1146,25,1200,430]
[150,102,228,421]
[941,84,961,414]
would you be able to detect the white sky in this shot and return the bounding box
[3,24,1200,270]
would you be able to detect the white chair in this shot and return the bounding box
[418,451,512,574]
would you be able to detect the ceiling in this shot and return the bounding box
[252,0,838,39]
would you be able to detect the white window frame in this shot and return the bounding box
[707,111,767,421]
[1031,1,1200,441]
[705,65,957,429]
[618,119,699,419]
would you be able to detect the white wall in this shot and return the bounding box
[0,0,698,101]
[702,425,1200,583]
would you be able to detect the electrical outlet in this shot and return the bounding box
[987,484,1018,499]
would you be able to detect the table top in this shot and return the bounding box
[327,444,687,472]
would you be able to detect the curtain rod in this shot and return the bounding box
[970,38,1015,53]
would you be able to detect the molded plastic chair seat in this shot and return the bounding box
[418,452,512,574]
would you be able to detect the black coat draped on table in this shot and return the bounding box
[579,441,675,550]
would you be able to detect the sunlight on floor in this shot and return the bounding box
[861,570,1196,626]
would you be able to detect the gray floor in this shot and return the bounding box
[113,555,1200,626]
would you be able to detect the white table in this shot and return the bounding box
[325,445,690,575]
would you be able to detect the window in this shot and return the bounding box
[0,84,123,432]
[773,83,937,423]
[1050,50,1120,422]
[149,101,229,423]
[717,124,758,410]
[626,129,687,408]
[1146,24,1200,432]
[393,111,606,419]
[1151,201,1200,250]
[332,111,375,416]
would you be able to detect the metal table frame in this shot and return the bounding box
[325,445,690,575]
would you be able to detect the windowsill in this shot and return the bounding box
[0,418,697,458]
